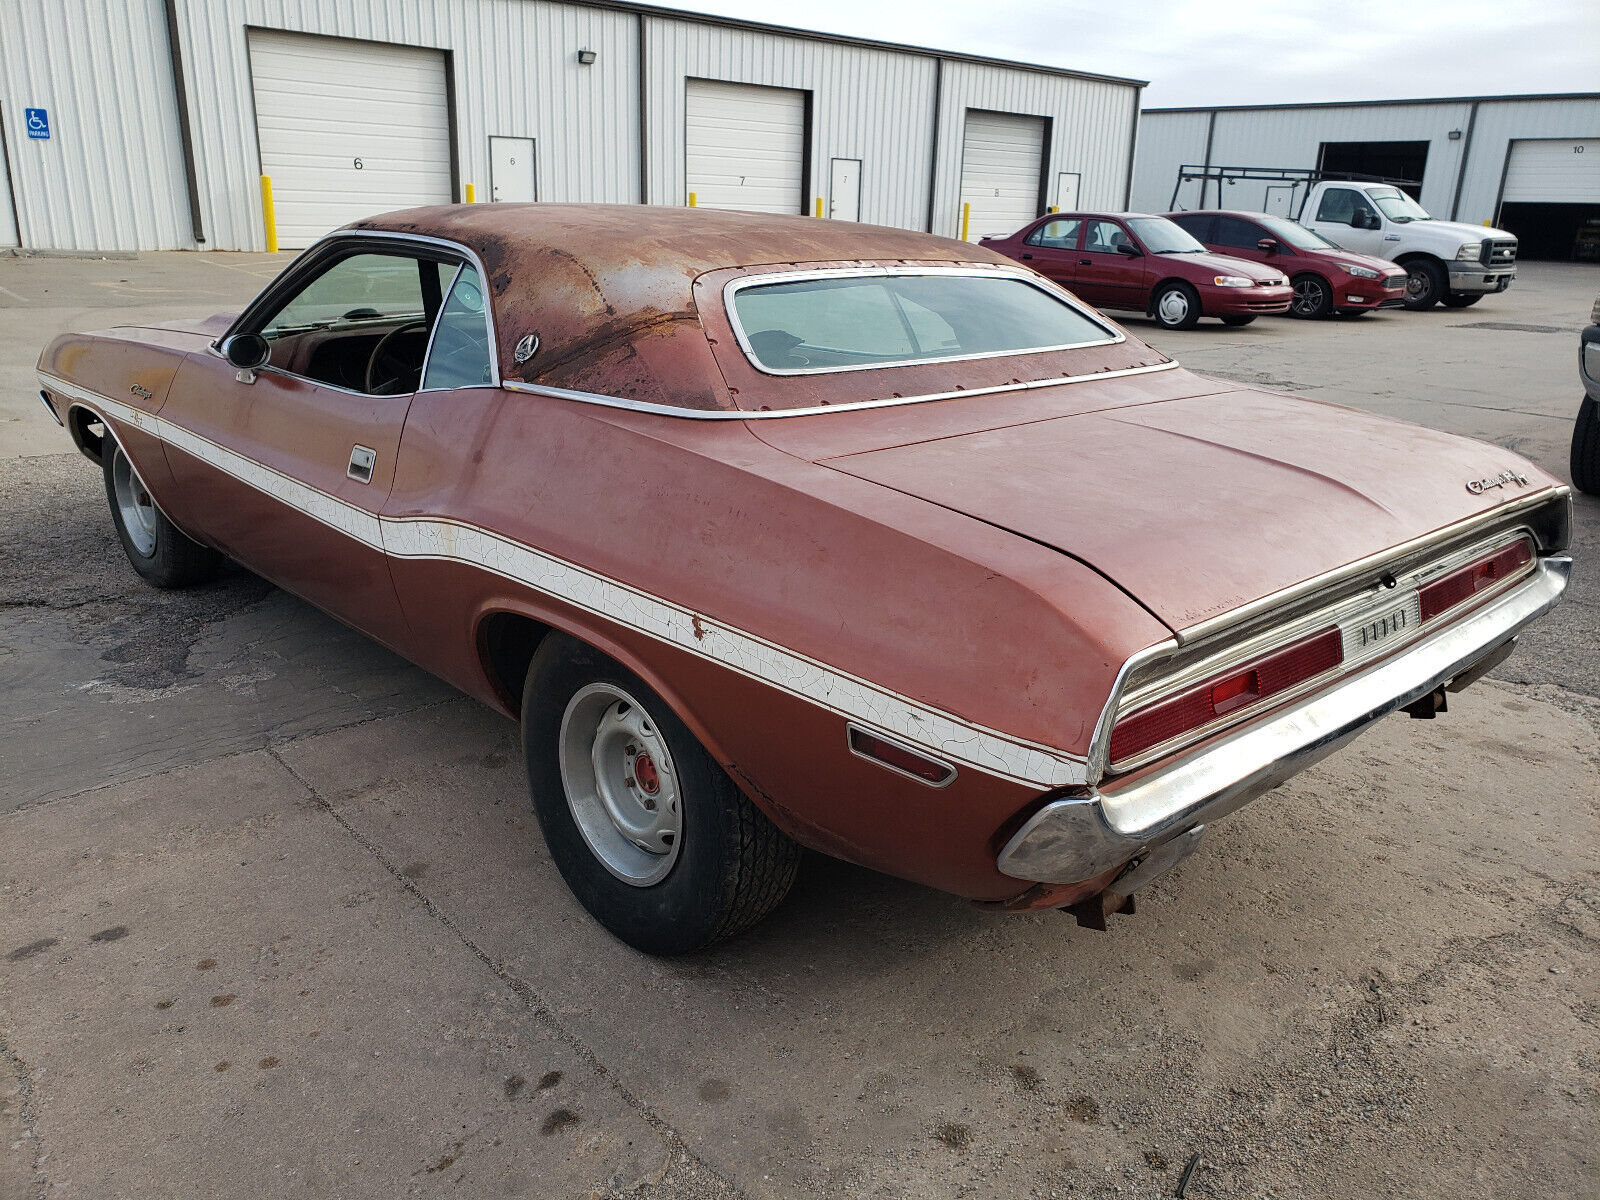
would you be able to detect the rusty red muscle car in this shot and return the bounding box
[37,205,1573,954]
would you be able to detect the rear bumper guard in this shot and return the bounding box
[997,555,1571,885]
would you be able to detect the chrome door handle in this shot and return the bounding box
[347,445,376,484]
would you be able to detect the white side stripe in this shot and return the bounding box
[43,372,1089,789]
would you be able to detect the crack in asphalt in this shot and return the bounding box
[263,744,745,1198]
[0,1030,46,1200]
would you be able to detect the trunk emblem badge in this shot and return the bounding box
[1465,469,1529,495]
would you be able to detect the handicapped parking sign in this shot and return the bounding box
[25,108,49,139]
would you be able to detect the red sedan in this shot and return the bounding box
[1166,210,1407,319]
[982,212,1292,330]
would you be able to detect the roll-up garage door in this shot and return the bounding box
[959,111,1046,241]
[685,80,807,214]
[248,30,453,249]
[1501,139,1600,203]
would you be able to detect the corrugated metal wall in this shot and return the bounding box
[0,0,193,251]
[0,0,1140,252]
[0,119,17,246]
[1133,97,1600,225]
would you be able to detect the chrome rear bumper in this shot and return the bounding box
[997,555,1571,885]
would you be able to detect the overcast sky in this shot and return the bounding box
[662,0,1600,108]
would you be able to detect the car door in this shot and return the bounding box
[1308,187,1382,254]
[1075,219,1147,311]
[1209,215,1279,267]
[159,240,461,652]
[1014,217,1083,288]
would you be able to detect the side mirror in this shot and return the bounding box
[221,333,270,371]
[1115,241,1142,258]
[1257,238,1279,253]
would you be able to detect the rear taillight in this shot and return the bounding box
[1418,540,1533,621]
[1109,627,1344,766]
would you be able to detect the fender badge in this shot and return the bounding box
[1465,469,1529,495]
[512,333,539,364]
[130,384,152,400]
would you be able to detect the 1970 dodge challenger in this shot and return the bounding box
[38,205,1572,954]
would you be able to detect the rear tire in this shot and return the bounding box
[521,633,800,954]
[102,437,222,589]
[1440,294,1483,309]
[1289,273,1333,319]
[1572,396,1600,495]
[1402,259,1446,310]
[1152,282,1201,331]
[1219,315,1256,327]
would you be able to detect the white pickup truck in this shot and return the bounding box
[1299,180,1517,310]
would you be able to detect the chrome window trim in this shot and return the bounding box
[720,264,1125,377]
[502,359,1179,421]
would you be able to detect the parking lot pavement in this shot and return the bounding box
[3,253,1598,1200]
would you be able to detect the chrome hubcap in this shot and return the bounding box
[1291,278,1325,315]
[558,683,683,886]
[111,444,159,557]
[1157,289,1189,324]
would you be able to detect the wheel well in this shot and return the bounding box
[479,611,552,716]
[1393,252,1439,268]
[66,404,108,466]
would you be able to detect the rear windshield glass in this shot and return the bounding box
[729,273,1114,373]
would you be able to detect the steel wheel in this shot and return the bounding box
[111,443,160,558]
[558,682,683,886]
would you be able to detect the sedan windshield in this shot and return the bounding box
[729,272,1114,373]
[1255,215,1340,251]
[1125,217,1207,254]
[1367,187,1432,223]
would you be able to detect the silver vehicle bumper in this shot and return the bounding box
[1447,263,1515,293]
[997,555,1571,885]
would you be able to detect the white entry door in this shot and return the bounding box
[490,137,537,202]
[1055,171,1080,212]
[829,158,862,221]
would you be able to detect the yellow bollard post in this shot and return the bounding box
[961,202,970,242]
[1048,205,1058,213]
[815,196,824,218]
[259,175,278,254]
[688,191,697,207]
[464,183,476,204]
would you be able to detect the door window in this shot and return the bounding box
[422,266,495,390]
[258,252,454,394]
[1314,188,1363,224]
[1083,219,1132,255]
[1169,214,1214,243]
[1212,216,1267,249]
[1024,218,1082,249]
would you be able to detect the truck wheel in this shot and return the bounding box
[103,436,222,589]
[1152,282,1201,331]
[1440,294,1483,309]
[1289,274,1333,318]
[1573,397,1600,495]
[1402,259,1446,310]
[1219,315,1256,327]
[521,632,801,955]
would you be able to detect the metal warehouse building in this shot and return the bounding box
[0,0,1143,254]
[1130,93,1600,262]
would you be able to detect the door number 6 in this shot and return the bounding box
[353,157,364,170]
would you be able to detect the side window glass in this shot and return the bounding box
[1024,218,1081,249]
[1083,220,1129,254]
[422,265,494,390]
[1315,189,1358,224]
[1171,214,1212,243]
[1214,217,1262,249]
[263,253,431,336]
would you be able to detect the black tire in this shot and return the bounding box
[1219,315,1256,327]
[1440,293,1483,309]
[1151,281,1201,331]
[521,633,800,955]
[1289,273,1334,319]
[1573,396,1600,496]
[102,437,222,589]
[1402,259,1446,310]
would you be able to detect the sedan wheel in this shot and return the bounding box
[522,633,801,954]
[1152,282,1201,331]
[1289,274,1333,319]
[102,436,222,588]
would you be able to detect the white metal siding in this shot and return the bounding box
[247,31,451,249]
[684,79,805,214]
[0,0,192,251]
[1501,138,1600,204]
[0,132,17,246]
[958,111,1044,240]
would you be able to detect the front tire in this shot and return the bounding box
[1402,259,1447,310]
[1573,396,1600,495]
[102,437,222,589]
[1152,282,1201,331]
[521,633,800,954]
[1440,293,1483,309]
[1289,273,1333,319]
